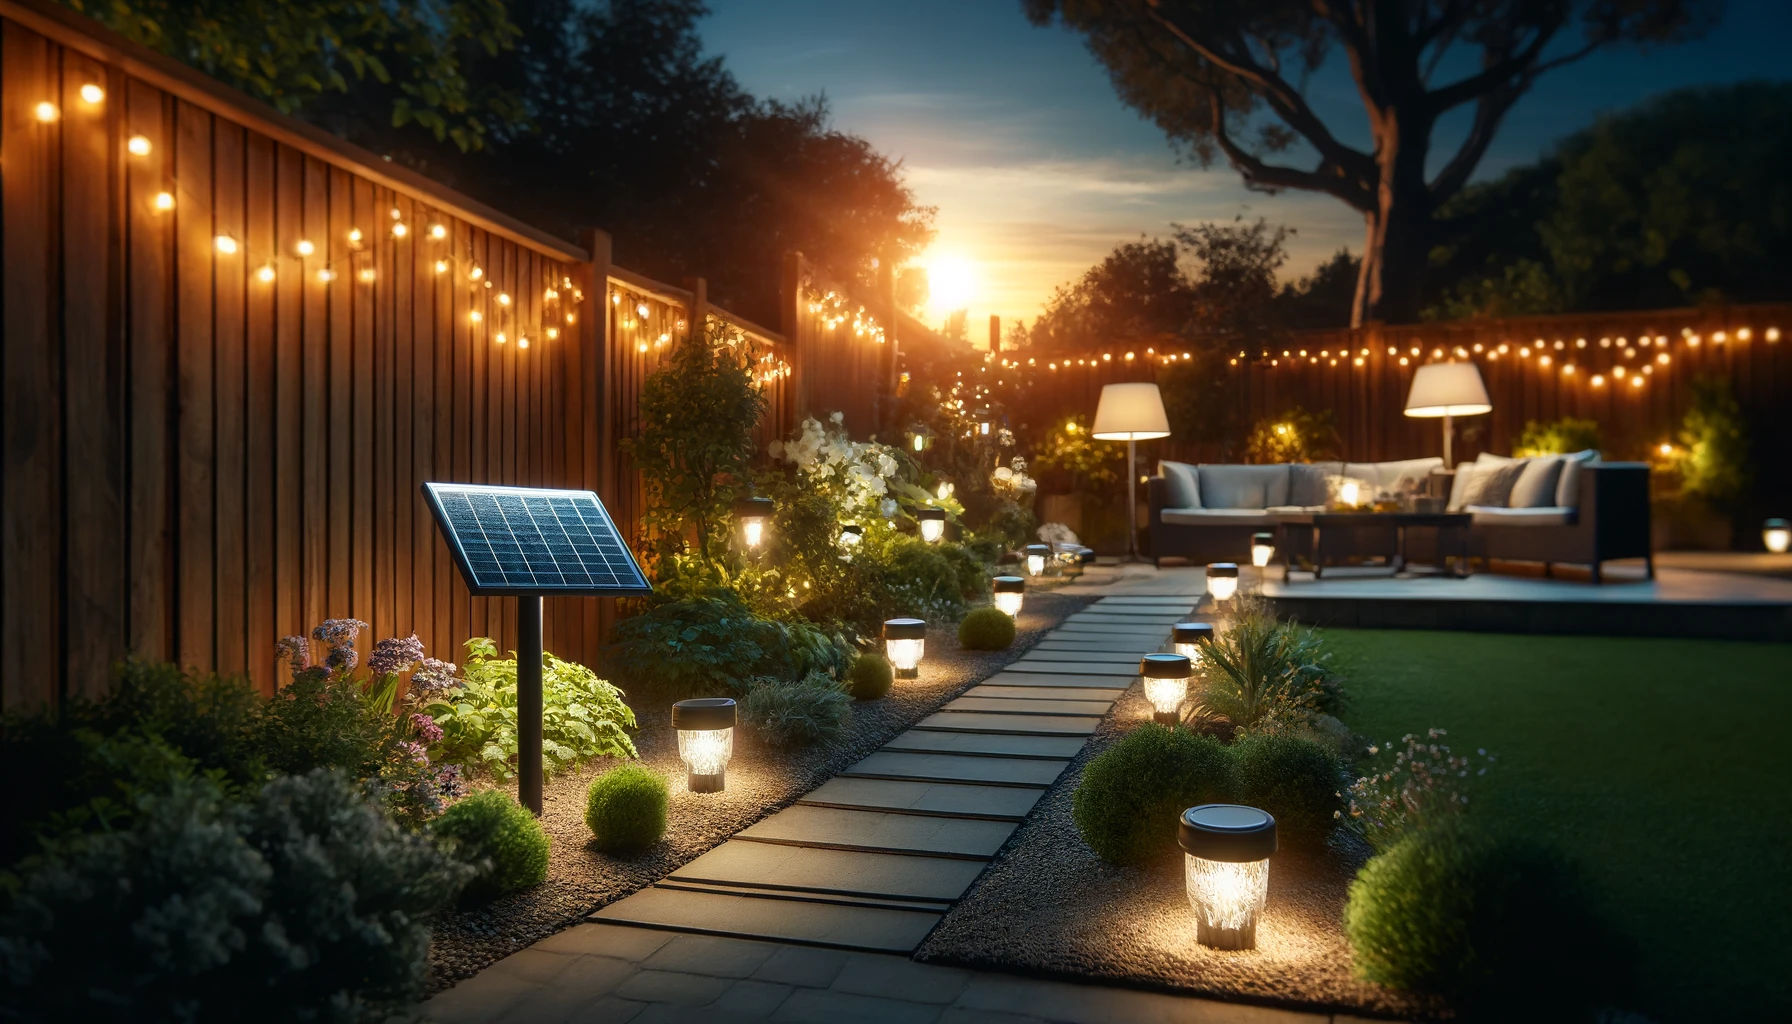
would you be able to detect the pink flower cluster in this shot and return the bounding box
[410,712,444,744]
[1339,727,1495,852]
[369,633,426,676]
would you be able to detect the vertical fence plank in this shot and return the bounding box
[273,143,303,652]
[125,77,172,664]
[326,165,351,617]
[244,131,276,692]
[173,99,214,668]
[212,118,247,675]
[350,176,375,632]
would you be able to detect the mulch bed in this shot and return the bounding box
[426,588,1093,991]
[915,683,1444,1021]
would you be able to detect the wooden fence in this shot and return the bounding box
[0,0,883,711]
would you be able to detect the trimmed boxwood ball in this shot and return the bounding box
[847,653,894,700]
[1233,733,1344,850]
[1345,821,1628,1016]
[1073,724,1238,865]
[584,764,668,854]
[432,788,550,904]
[958,606,1017,650]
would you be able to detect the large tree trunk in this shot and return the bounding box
[1351,107,1434,327]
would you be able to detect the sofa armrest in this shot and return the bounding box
[1582,463,1652,560]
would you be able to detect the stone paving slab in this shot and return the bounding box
[998,660,1138,676]
[1064,612,1186,625]
[943,695,1113,717]
[591,888,942,953]
[980,670,1134,689]
[842,750,1068,787]
[655,879,951,914]
[879,730,1088,759]
[1050,621,1176,636]
[800,776,1043,820]
[1012,649,1144,664]
[1033,639,1166,654]
[1093,595,1200,604]
[963,684,1126,702]
[914,711,1102,736]
[738,805,1017,858]
[668,842,985,904]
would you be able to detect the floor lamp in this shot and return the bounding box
[1092,382,1170,563]
[1403,362,1491,467]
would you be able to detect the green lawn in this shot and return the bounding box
[1322,629,1791,1023]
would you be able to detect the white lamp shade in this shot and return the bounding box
[1404,362,1491,418]
[1091,382,1171,440]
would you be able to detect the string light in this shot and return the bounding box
[358,268,375,282]
[127,135,152,155]
[434,260,448,274]
[391,222,407,238]
[257,265,274,283]
[317,268,335,282]
[347,228,362,245]
[546,328,558,339]
[153,191,174,211]
[496,332,507,344]
[498,293,511,306]
[430,224,446,240]
[214,236,238,255]
[296,239,315,256]
[79,84,104,104]
[1592,374,1606,387]
[469,266,483,280]
[518,337,530,349]
[469,311,483,324]
[34,102,58,122]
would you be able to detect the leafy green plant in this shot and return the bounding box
[1513,417,1600,457]
[0,767,467,1022]
[428,638,637,781]
[1345,821,1627,1015]
[742,674,852,747]
[1661,375,1750,505]
[1073,724,1237,865]
[584,765,668,854]
[847,654,894,700]
[957,606,1017,650]
[1197,608,1333,732]
[606,589,850,699]
[431,788,551,905]
[1233,734,1343,850]
[1242,406,1339,464]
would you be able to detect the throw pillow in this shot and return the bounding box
[1160,461,1201,509]
[1446,462,1476,511]
[1458,459,1526,508]
[1555,449,1598,507]
[1289,464,1329,506]
[1508,457,1565,508]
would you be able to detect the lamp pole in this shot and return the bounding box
[1442,411,1453,467]
[1126,436,1140,561]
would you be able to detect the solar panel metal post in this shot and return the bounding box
[517,596,544,814]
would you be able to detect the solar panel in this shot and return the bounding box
[422,483,652,596]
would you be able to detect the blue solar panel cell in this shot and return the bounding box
[422,483,652,596]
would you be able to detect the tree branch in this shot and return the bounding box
[1426,19,1566,114]
[1427,83,1523,207]
[1208,94,1374,212]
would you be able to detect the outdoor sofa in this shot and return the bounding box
[1147,453,1653,582]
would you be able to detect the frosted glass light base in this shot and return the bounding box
[1186,855,1269,950]
[887,637,925,679]
[1173,642,1203,663]
[1143,676,1187,726]
[1208,576,1238,602]
[1251,544,1273,568]
[677,727,733,793]
[1026,555,1045,576]
[1768,527,1791,554]
[993,592,1023,617]
[921,519,945,543]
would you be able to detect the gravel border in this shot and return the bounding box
[915,682,1444,1021]
[427,588,1093,990]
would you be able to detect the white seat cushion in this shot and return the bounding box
[1466,505,1575,527]
[1161,508,1277,527]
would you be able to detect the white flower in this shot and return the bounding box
[994,466,1013,482]
[880,497,898,518]
[830,410,845,424]
[768,440,785,459]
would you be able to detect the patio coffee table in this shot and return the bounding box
[1272,511,1472,581]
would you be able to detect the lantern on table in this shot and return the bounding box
[991,576,1025,618]
[672,698,736,793]
[733,496,774,551]
[1179,804,1277,950]
[1206,563,1239,602]
[1172,622,1213,662]
[883,618,927,679]
[917,506,947,544]
[1141,652,1191,727]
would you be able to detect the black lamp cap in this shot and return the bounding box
[992,575,1025,593]
[672,697,737,731]
[1141,652,1192,678]
[1252,532,1274,544]
[916,506,947,521]
[1207,562,1240,578]
[840,523,863,536]
[1025,543,1053,556]
[1768,518,1790,529]
[733,496,774,518]
[1172,622,1215,644]
[1178,804,1278,862]
[882,617,927,640]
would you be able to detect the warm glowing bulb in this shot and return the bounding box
[498,293,511,306]
[391,222,407,238]
[993,591,1023,617]
[469,311,483,323]
[517,337,530,349]
[1207,565,1239,602]
[257,265,275,283]
[886,638,924,676]
[214,235,238,254]
[348,228,362,244]
[1144,675,1187,718]
[34,102,59,122]
[495,332,507,344]
[317,268,335,282]
[742,520,764,549]
[358,268,375,282]
[434,260,448,274]
[1659,443,1674,457]
[1252,542,1273,568]
[80,84,104,104]
[296,239,315,256]
[469,266,483,280]
[127,135,151,155]
[1765,521,1791,554]
[1026,554,1045,576]
[430,223,446,239]
[677,728,732,779]
[546,328,559,339]
[913,434,925,451]
[566,313,576,324]
[1340,481,1361,507]
[153,191,174,211]
[920,518,945,543]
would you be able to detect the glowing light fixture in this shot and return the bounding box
[430,224,447,240]
[1092,382,1171,562]
[296,239,315,256]
[1251,532,1274,568]
[1767,518,1791,554]
[1206,563,1239,603]
[1179,804,1277,950]
[127,135,152,155]
[1404,361,1492,466]
[733,496,773,550]
[672,698,735,793]
[34,101,58,122]
[214,235,238,254]
[1142,652,1192,726]
[917,506,947,544]
[80,84,104,104]
[1171,622,1213,663]
[991,576,1025,618]
[883,618,927,679]
[153,191,175,211]
[1025,543,1052,578]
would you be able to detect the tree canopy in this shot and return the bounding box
[1024,0,1717,325]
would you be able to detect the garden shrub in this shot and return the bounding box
[607,589,826,698]
[957,606,1017,650]
[1200,606,1335,731]
[428,637,637,781]
[1073,725,1237,865]
[1345,821,1627,1016]
[0,767,466,1022]
[1232,733,1343,850]
[584,765,668,854]
[936,541,993,601]
[847,653,894,700]
[882,538,970,619]
[432,788,551,905]
[742,674,852,747]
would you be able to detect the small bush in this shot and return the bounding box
[743,674,851,747]
[1073,725,1237,865]
[958,606,1017,650]
[432,789,551,905]
[1233,733,1343,850]
[847,654,894,700]
[584,765,668,854]
[936,541,993,601]
[1345,822,1628,1017]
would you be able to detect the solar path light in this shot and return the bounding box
[1206,563,1239,602]
[1179,804,1277,950]
[1766,518,1790,554]
[991,576,1025,617]
[672,698,736,793]
[882,618,927,679]
[917,506,947,543]
[1141,653,1192,726]
[1025,544,1052,577]
[733,495,774,550]
[1171,622,1213,662]
[1251,532,1275,568]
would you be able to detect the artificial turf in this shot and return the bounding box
[1322,629,1790,1022]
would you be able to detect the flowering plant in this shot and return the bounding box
[991,457,1037,498]
[1339,728,1495,852]
[770,413,961,523]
